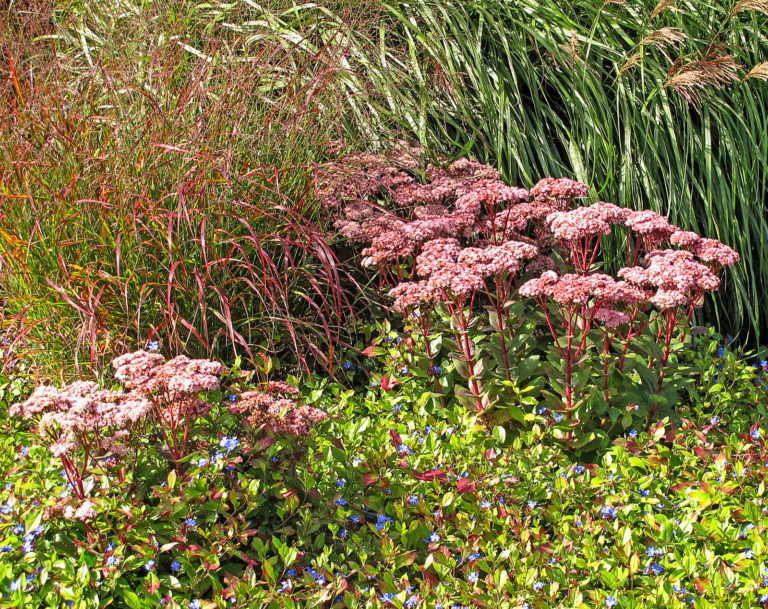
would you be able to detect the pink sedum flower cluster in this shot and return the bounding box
[619,249,720,311]
[12,380,152,457]
[319,149,586,277]
[322,146,742,412]
[228,385,327,438]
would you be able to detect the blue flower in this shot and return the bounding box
[171,560,181,572]
[339,529,348,539]
[336,498,347,506]
[710,416,719,425]
[427,532,440,544]
[146,340,160,352]
[19,447,28,457]
[574,465,585,475]
[350,515,360,524]
[106,556,118,566]
[481,500,491,509]
[752,429,762,440]
[533,581,545,591]
[336,479,346,488]
[144,560,156,571]
[605,596,617,608]
[342,361,355,371]
[381,593,394,603]
[185,518,197,527]
[744,549,755,559]
[196,458,208,467]
[628,429,638,438]
[398,444,413,455]
[408,495,419,505]
[650,563,663,575]
[219,436,240,453]
[432,366,442,374]
[189,601,201,609]
[527,500,537,509]
[0,545,13,553]
[227,394,237,403]
[554,412,564,422]
[600,505,618,519]
[405,595,419,608]
[468,571,478,584]
[538,406,547,415]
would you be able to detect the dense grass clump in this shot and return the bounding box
[0,0,384,377]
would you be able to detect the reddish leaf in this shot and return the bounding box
[361,345,384,357]
[423,570,439,587]
[693,446,710,460]
[147,576,160,594]
[389,429,402,447]
[670,482,691,492]
[255,436,276,452]
[363,474,379,487]
[330,436,344,451]
[412,469,447,483]
[484,447,498,462]
[665,426,677,443]
[457,478,476,493]
[381,375,399,392]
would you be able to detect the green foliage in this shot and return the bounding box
[1,355,765,607]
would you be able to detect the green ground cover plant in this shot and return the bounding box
[0,332,766,608]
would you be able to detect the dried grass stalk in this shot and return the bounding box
[665,56,741,106]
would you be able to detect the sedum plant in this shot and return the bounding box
[319,147,740,448]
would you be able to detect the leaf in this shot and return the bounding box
[395,551,417,569]
[492,425,506,444]
[361,345,386,357]
[412,469,447,482]
[381,375,399,392]
[457,478,476,493]
[122,590,142,609]
[512,355,540,382]
[146,572,160,594]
